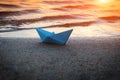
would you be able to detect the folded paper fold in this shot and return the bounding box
[36,28,73,45]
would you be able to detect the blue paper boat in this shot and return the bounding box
[36,28,73,45]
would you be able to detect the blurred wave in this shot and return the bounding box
[0,3,21,8]
[61,4,97,9]
[100,16,120,23]
[0,9,39,17]
[43,1,84,5]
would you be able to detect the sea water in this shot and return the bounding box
[0,0,120,36]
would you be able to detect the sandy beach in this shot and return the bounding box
[0,32,120,80]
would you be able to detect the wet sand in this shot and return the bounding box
[0,36,120,80]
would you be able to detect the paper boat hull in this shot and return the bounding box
[36,28,73,45]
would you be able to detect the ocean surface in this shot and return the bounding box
[0,0,120,34]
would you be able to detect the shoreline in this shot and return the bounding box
[0,26,120,38]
